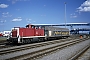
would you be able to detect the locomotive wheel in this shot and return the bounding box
[38,38,44,42]
[28,39,31,43]
[23,40,26,44]
[26,39,28,43]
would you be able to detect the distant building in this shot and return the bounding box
[0,32,3,37]
[3,31,11,37]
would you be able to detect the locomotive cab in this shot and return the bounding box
[7,27,20,43]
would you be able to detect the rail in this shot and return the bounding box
[6,38,88,60]
[69,45,90,60]
[0,38,73,55]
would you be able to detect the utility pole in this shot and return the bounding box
[64,2,67,28]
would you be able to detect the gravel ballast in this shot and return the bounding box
[37,39,90,60]
[0,39,90,60]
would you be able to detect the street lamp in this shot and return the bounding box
[64,2,67,28]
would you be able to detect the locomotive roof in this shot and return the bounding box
[26,24,35,27]
[45,26,69,31]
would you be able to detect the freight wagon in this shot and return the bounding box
[7,24,69,44]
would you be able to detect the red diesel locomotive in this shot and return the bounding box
[7,24,69,44]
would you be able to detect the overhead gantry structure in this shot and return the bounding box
[31,23,90,29]
[31,23,90,26]
[31,23,90,34]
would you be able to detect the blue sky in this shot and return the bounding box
[0,0,90,31]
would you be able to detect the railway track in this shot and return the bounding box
[70,46,90,60]
[0,38,72,49]
[76,47,90,60]
[0,45,8,49]
[0,38,73,55]
[69,45,90,60]
[0,37,84,49]
[0,42,10,49]
[0,42,7,45]
[1,38,88,60]
[0,42,18,49]
[0,36,87,49]
[16,39,88,60]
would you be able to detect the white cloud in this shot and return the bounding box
[16,9,20,11]
[70,13,77,18]
[2,12,12,17]
[81,0,90,6]
[0,4,9,8]
[2,12,9,15]
[77,0,90,12]
[41,15,46,16]
[26,18,31,21]
[33,21,36,22]
[71,15,77,18]
[44,5,46,7]
[18,17,21,18]
[0,19,6,23]
[26,18,32,23]
[70,14,72,15]
[8,0,30,4]
[78,6,90,12]
[12,17,22,22]
[12,0,17,4]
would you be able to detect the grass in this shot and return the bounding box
[0,37,7,42]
